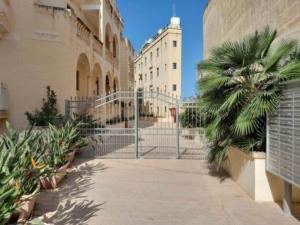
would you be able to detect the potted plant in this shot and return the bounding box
[39,124,69,189]
[0,123,48,223]
[0,170,19,225]
[56,121,87,167]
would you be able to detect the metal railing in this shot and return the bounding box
[65,90,210,159]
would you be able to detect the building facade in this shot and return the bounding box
[204,0,300,58]
[134,17,182,116]
[0,0,134,130]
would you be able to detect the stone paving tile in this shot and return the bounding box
[34,158,300,225]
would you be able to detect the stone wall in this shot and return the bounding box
[204,0,300,58]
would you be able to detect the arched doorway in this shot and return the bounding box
[113,77,119,92]
[105,23,113,52]
[112,35,118,59]
[76,53,90,97]
[91,63,102,96]
[105,72,113,95]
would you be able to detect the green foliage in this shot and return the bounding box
[0,169,19,225]
[25,86,63,126]
[180,108,202,128]
[0,120,87,223]
[198,27,300,164]
[0,123,48,195]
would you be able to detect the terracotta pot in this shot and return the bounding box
[40,163,68,189]
[67,151,76,167]
[17,186,40,223]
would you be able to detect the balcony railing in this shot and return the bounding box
[0,83,8,113]
[92,36,103,56]
[76,19,91,46]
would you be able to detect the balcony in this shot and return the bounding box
[0,11,9,39]
[76,19,91,46]
[92,36,103,56]
[0,83,8,119]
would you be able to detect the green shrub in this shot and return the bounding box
[180,108,202,128]
[25,86,63,126]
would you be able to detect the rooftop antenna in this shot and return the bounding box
[172,3,176,17]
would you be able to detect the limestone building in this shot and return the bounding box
[134,17,182,116]
[0,0,134,130]
[204,0,300,58]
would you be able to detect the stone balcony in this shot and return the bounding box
[92,35,103,57]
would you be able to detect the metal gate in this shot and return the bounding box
[65,91,209,159]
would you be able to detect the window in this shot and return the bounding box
[150,52,153,64]
[145,74,147,82]
[164,85,167,93]
[145,57,147,66]
[150,71,153,80]
[156,48,159,57]
[173,84,177,91]
[165,64,167,71]
[173,63,177,69]
[173,40,177,47]
[165,42,167,49]
[157,87,159,93]
[157,67,159,77]
[141,62,143,70]
[165,106,167,112]
[76,70,80,91]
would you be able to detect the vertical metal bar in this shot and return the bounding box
[176,101,180,159]
[135,90,139,159]
[65,99,70,119]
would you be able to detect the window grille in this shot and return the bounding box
[267,85,300,187]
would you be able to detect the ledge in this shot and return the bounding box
[230,146,266,160]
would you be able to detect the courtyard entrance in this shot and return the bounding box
[65,91,209,159]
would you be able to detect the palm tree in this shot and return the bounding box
[198,27,300,165]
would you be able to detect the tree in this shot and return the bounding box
[198,27,300,164]
[25,86,63,126]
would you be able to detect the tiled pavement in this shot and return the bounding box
[34,158,300,225]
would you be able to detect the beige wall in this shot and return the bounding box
[224,147,300,202]
[204,0,300,58]
[0,0,134,130]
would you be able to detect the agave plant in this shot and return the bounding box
[42,124,68,169]
[0,168,19,225]
[198,27,300,164]
[0,123,48,195]
[57,121,87,152]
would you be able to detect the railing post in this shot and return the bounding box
[176,101,180,159]
[135,90,139,159]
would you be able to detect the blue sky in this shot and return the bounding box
[117,0,208,98]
